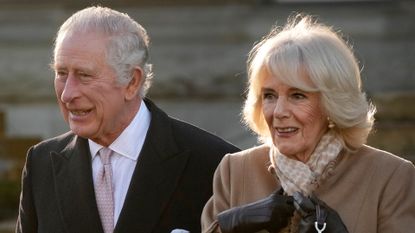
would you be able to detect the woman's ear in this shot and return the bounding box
[125,67,143,100]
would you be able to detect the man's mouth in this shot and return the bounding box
[69,109,92,116]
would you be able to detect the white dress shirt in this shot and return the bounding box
[89,100,151,225]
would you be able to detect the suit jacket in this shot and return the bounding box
[201,144,415,233]
[16,99,240,233]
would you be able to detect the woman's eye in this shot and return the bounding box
[79,73,91,78]
[262,92,276,100]
[292,92,306,99]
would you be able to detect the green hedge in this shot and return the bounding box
[0,180,19,220]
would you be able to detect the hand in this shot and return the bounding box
[293,192,348,233]
[217,188,295,233]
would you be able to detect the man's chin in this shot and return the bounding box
[69,127,91,138]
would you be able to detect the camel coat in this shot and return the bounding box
[201,144,415,233]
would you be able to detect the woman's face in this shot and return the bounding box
[261,74,328,162]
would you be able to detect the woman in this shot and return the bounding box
[201,14,415,233]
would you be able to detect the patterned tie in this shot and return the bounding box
[95,147,114,233]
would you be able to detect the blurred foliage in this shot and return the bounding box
[0,112,40,223]
[0,180,19,221]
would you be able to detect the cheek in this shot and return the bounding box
[303,98,323,118]
[96,90,123,116]
[54,80,69,104]
[305,109,322,124]
[54,80,63,96]
[300,106,327,135]
[54,83,65,112]
[262,103,275,125]
[296,100,323,121]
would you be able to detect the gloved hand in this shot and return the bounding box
[217,188,295,233]
[293,192,348,233]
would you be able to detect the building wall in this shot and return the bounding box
[0,1,414,159]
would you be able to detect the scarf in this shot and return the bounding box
[269,130,343,196]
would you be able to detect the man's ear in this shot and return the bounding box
[125,67,143,100]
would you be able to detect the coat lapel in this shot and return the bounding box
[50,135,103,233]
[115,99,190,233]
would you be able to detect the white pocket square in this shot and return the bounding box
[171,229,190,233]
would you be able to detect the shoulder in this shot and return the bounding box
[27,131,79,166]
[355,146,415,230]
[339,145,415,187]
[145,98,239,153]
[31,131,76,153]
[363,145,415,186]
[23,131,79,175]
[354,145,413,171]
[169,116,239,153]
[214,144,278,204]
[223,144,270,166]
[218,144,272,180]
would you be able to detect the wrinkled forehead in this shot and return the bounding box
[54,30,110,57]
[56,27,109,44]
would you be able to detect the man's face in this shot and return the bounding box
[53,32,136,145]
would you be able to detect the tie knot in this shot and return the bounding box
[99,147,112,165]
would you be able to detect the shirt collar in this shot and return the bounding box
[89,100,151,160]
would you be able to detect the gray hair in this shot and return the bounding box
[243,14,376,150]
[53,6,153,97]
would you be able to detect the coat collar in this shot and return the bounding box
[115,98,190,232]
[50,135,104,233]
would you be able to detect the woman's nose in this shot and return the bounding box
[273,98,290,119]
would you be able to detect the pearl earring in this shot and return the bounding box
[328,117,335,129]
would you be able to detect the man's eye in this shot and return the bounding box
[56,71,68,79]
[78,73,93,81]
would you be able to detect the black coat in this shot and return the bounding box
[16,99,240,233]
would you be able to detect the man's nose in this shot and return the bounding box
[60,75,80,103]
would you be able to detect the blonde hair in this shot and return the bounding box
[243,14,376,150]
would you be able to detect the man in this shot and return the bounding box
[16,6,239,233]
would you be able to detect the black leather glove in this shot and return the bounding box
[293,192,348,233]
[217,188,295,233]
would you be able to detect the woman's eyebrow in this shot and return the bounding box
[260,87,275,93]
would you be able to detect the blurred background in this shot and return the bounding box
[0,0,414,231]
